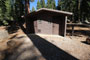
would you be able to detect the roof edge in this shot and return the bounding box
[36,8,73,15]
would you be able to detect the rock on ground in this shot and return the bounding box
[0,30,9,41]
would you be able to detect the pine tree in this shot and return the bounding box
[6,0,11,19]
[80,0,90,22]
[46,0,56,9]
[57,0,90,22]
[57,0,62,10]
[46,0,52,8]
[40,0,45,8]
[9,0,24,20]
[52,0,56,9]
[37,0,41,9]
[32,6,35,12]
[57,0,79,22]
[0,0,12,25]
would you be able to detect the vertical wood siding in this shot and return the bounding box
[26,11,66,36]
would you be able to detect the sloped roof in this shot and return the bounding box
[26,8,73,17]
[36,8,73,15]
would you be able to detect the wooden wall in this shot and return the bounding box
[26,11,66,36]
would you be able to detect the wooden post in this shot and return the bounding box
[64,16,67,37]
[71,25,74,36]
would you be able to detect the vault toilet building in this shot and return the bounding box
[26,8,72,37]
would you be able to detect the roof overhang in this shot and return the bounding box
[36,8,73,16]
[26,8,73,17]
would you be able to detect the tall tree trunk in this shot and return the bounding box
[25,0,30,33]
[25,0,30,14]
[78,0,81,22]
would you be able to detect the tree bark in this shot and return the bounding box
[25,0,30,14]
[24,0,30,33]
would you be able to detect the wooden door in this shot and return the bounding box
[37,19,52,35]
[52,17,61,35]
[53,21,60,35]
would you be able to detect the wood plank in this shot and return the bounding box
[64,16,67,37]
[67,23,90,27]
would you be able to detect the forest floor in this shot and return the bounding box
[0,26,90,60]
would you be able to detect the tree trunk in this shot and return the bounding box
[25,0,30,14]
[25,0,30,33]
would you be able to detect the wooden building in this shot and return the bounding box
[26,8,73,36]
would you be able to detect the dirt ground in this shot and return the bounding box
[35,34,90,60]
[0,26,90,60]
[4,34,90,60]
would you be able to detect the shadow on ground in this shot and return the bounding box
[5,26,20,34]
[27,35,78,60]
[81,41,90,45]
[4,35,45,60]
[5,34,78,60]
[5,18,25,34]
[5,45,42,60]
[15,23,79,60]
